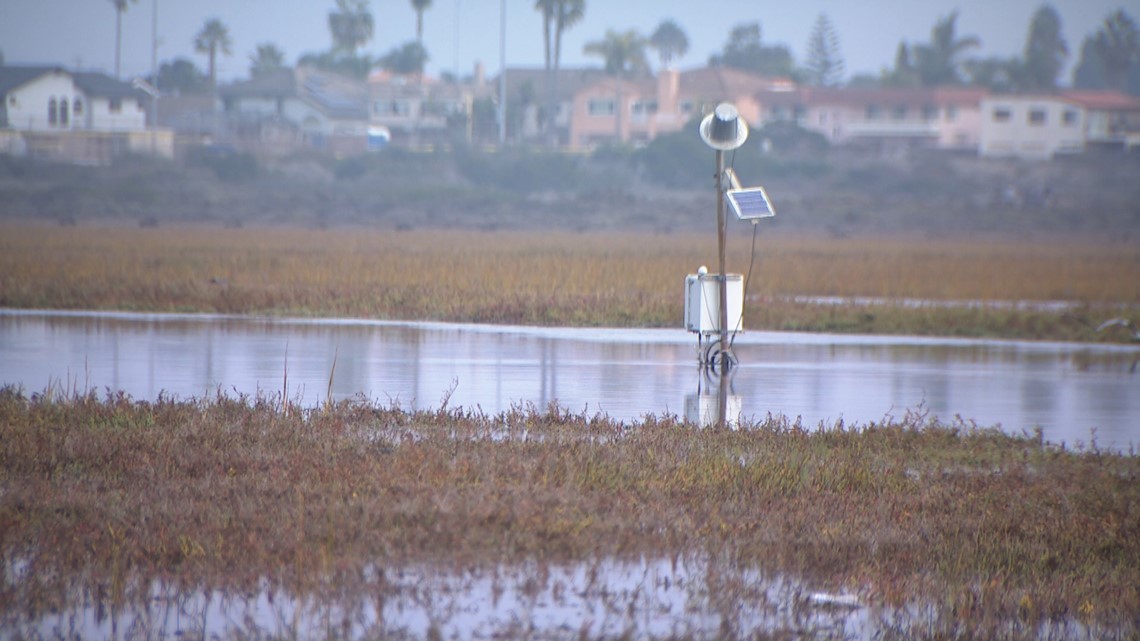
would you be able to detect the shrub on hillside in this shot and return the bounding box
[186,146,259,182]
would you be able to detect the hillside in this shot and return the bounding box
[1,144,1137,238]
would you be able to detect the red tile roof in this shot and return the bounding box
[755,86,988,108]
[1061,90,1140,111]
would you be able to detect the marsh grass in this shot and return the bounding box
[1,386,1136,638]
[1,225,1136,341]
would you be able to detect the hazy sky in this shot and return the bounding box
[0,0,1130,83]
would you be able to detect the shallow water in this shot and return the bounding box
[3,555,1125,641]
[1,309,1137,450]
[2,557,872,641]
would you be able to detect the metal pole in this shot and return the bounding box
[151,0,158,153]
[498,0,506,147]
[715,149,729,371]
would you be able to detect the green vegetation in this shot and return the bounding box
[4,143,1139,238]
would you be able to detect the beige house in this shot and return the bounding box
[567,67,788,150]
[755,86,987,151]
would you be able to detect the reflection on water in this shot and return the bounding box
[3,557,878,641]
[4,555,1123,641]
[1,310,1137,450]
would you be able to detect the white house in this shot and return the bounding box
[0,65,174,162]
[0,65,148,132]
[978,95,1085,159]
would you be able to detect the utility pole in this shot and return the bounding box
[715,148,729,370]
[498,0,506,147]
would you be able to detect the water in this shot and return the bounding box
[1,309,1137,450]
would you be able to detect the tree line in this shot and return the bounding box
[100,0,1139,98]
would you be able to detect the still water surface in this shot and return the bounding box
[1,310,1136,450]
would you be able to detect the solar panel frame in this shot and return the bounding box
[726,186,776,220]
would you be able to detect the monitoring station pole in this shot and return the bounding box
[699,103,748,373]
[714,148,729,372]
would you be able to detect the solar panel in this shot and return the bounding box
[727,186,775,220]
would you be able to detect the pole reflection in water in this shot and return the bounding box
[1,311,1138,450]
[685,368,743,429]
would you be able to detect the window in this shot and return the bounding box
[892,105,907,120]
[587,99,615,116]
[73,97,83,116]
[679,100,694,114]
[59,99,69,126]
[992,107,1011,123]
[630,100,658,116]
[793,105,807,121]
[946,105,958,121]
[374,101,410,116]
[865,104,882,120]
[48,98,58,126]
[1062,109,1078,126]
[1028,109,1046,125]
[109,98,122,113]
[922,105,938,120]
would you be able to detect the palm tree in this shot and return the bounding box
[649,19,689,69]
[329,0,375,56]
[583,29,649,142]
[584,29,649,77]
[194,18,233,93]
[410,0,432,46]
[914,11,980,86]
[533,0,584,144]
[250,43,286,79]
[109,0,138,79]
[552,0,585,73]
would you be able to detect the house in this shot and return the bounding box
[978,95,1086,159]
[494,67,609,146]
[219,66,370,154]
[567,66,788,150]
[0,65,172,161]
[755,86,987,152]
[978,91,1140,159]
[1061,90,1140,151]
[368,69,484,147]
[1,65,149,132]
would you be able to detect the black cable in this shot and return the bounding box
[724,150,758,352]
[729,221,758,351]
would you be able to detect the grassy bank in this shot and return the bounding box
[0,387,1136,638]
[1,225,1137,341]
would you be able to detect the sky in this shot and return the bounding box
[0,0,1132,84]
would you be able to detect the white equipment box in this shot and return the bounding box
[684,273,743,334]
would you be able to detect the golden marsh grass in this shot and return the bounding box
[1,224,1137,340]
